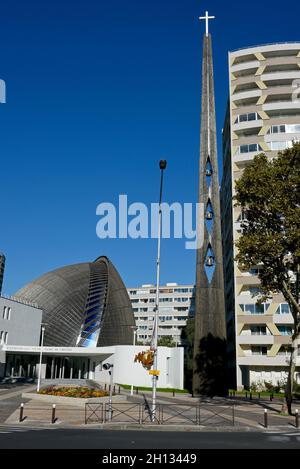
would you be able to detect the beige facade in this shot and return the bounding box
[221,43,300,389]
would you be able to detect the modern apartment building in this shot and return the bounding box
[221,42,300,389]
[127,283,195,345]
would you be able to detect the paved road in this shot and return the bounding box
[0,427,300,449]
[0,384,34,423]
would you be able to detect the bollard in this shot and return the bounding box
[270,393,273,401]
[104,384,107,391]
[172,390,175,397]
[51,404,56,424]
[118,386,120,395]
[245,391,248,399]
[113,385,116,394]
[258,392,260,400]
[264,409,268,428]
[19,403,24,422]
[136,387,138,394]
[296,409,299,429]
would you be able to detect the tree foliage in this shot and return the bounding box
[234,142,300,414]
[157,336,177,347]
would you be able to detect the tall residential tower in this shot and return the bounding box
[221,42,300,389]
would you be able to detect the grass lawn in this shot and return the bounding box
[119,384,189,394]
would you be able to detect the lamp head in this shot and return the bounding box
[103,363,113,370]
[159,160,167,170]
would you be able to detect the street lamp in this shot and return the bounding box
[103,362,114,421]
[130,326,138,396]
[151,159,167,422]
[37,323,47,393]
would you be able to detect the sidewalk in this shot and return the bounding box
[4,393,300,432]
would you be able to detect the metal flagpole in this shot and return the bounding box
[151,159,167,422]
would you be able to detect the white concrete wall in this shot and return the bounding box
[94,345,184,389]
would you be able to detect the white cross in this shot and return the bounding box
[199,11,215,36]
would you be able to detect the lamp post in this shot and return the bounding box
[151,159,167,422]
[103,362,114,421]
[37,323,47,393]
[131,326,138,396]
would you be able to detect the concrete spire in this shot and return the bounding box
[192,31,227,396]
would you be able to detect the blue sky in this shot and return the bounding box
[1,0,299,294]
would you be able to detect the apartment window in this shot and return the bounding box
[252,346,267,355]
[7,308,11,320]
[133,308,138,312]
[174,288,189,293]
[0,331,3,344]
[278,346,292,356]
[240,303,269,314]
[2,306,6,319]
[4,332,8,345]
[251,326,267,335]
[267,125,286,134]
[131,299,139,303]
[275,303,290,314]
[129,290,137,295]
[139,325,147,330]
[267,124,300,134]
[270,141,292,151]
[277,326,293,336]
[237,144,262,154]
[249,287,262,295]
[286,124,300,133]
[235,112,258,124]
[159,298,173,303]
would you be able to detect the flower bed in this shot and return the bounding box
[38,386,109,398]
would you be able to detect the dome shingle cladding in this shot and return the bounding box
[14,256,135,347]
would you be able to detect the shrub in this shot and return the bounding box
[38,386,109,398]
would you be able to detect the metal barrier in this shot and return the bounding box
[160,404,200,426]
[199,403,235,426]
[104,403,143,424]
[84,403,233,426]
[85,403,104,424]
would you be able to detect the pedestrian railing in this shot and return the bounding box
[198,403,235,426]
[160,405,200,426]
[103,403,143,424]
[85,403,104,424]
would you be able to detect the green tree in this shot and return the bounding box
[234,142,300,415]
[157,336,177,347]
